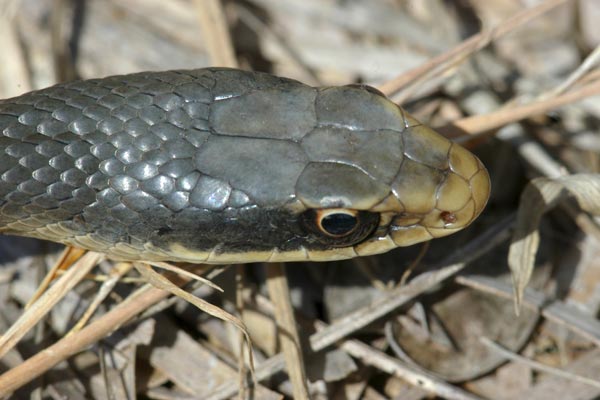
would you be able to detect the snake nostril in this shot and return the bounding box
[440,211,457,225]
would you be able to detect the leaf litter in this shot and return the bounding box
[0,0,599,398]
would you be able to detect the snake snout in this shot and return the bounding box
[387,135,491,247]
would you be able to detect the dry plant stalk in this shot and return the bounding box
[134,263,255,374]
[445,76,600,137]
[145,260,224,292]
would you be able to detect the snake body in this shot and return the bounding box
[0,68,490,263]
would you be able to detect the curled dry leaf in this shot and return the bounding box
[509,174,600,310]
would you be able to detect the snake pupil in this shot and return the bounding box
[321,213,358,236]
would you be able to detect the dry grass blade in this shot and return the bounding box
[66,261,133,335]
[265,263,310,399]
[443,77,600,138]
[480,337,600,389]
[378,0,571,98]
[25,246,86,308]
[540,44,600,98]
[0,251,103,360]
[399,241,430,286]
[234,266,250,399]
[194,0,237,68]
[508,174,600,310]
[144,260,224,292]
[134,263,255,376]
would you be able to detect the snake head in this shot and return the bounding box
[294,85,491,259]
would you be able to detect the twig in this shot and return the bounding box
[26,246,87,308]
[399,241,430,286]
[235,265,250,400]
[481,337,600,389]
[341,340,484,400]
[378,0,572,99]
[443,78,600,137]
[265,263,310,400]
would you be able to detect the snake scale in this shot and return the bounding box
[0,68,490,263]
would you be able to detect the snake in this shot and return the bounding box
[0,68,490,264]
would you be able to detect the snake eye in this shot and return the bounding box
[301,208,380,247]
[318,210,359,237]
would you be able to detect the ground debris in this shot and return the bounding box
[0,0,599,398]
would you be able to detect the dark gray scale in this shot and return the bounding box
[210,86,317,141]
[301,127,403,184]
[295,162,389,209]
[193,135,308,206]
[315,86,408,132]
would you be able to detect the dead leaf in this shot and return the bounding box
[508,174,600,310]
